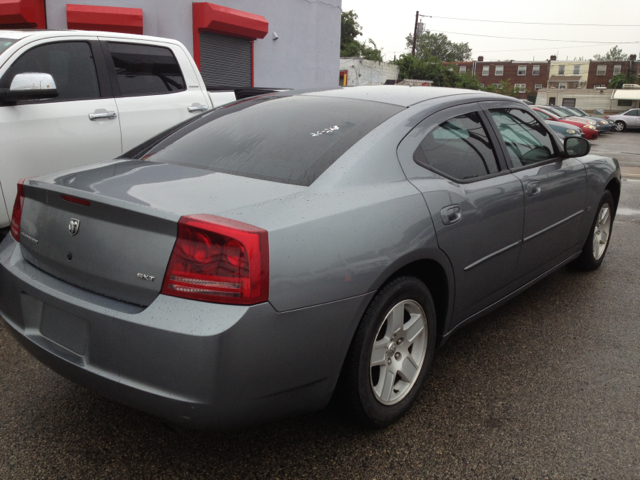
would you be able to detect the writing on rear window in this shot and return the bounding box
[311,126,339,137]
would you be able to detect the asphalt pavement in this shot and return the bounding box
[1,135,640,479]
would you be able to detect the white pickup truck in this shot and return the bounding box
[0,30,277,234]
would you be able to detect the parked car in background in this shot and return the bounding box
[545,119,585,139]
[552,106,612,132]
[532,107,599,140]
[605,109,640,131]
[565,107,616,130]
[0,29,281,236]
[540,106,609,133]
[0,86,620,430]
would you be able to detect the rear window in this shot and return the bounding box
[137,95,403,186]
[107,42,185,96]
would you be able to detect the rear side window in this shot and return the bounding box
[490,108,556,168]
[107,42,186,96]
[413,112,499,181]
[0,41,99,102]
[139,95,403,186]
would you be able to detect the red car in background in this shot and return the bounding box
[532,107,599,140]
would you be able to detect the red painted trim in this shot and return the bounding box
[66,4,143,34]
[251,40,254,87]
[192,3,268,71]
[0,0,46,29]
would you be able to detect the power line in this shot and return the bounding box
[422,15,640,27]
[431,29,640,44]
[481,43,630,54]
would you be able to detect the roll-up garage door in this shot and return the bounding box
[199,31,252,87]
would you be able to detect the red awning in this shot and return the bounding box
[0,0,46,29]
[193,3,268,40]
[66,4,143,35]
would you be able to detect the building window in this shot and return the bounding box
[613,65,622,75]
[535,84,542,90]
[480,83,485,87]
[593,84,606,89]
[517,65,526,76]
[493,83,501,89]
[482,65,489,76]
[562,98,576,107]
[532,65,540,75]
[596,65,606,76]
[558,82,567,89]
[618,100,632,107]
[459,65,466,74]
[558,65,565,75]
[573,65,580,75]
[495,65,504,76]
[515,84,526,92]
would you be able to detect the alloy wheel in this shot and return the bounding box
[592,203,612,261]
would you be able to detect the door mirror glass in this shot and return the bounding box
[1,72,58,101]
[564,136,590,157]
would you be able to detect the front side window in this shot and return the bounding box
[482,65,489,76]
[413,112,499,181]
[107,42,186,96]
[573,65,580,75]
[613,65,622,75]
[517,65,526,76]
[558,65,565,75]
[532,65,540,75]
[624,108,639,116]
[0,41,100,102]
[490,108,556,168]
[495,65,504,76]
[597,65,606,76]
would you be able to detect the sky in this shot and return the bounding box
[340,0,640,62]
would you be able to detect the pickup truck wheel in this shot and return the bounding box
[341,276,436,428]
[615,121,626,132]
[572,191,614,271]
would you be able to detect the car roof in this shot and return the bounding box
[0,29,184,46]
[301,86,504,108]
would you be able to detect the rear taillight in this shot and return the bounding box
[161,215,269,305]
[10,179,26,242]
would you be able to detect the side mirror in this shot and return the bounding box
[0,72,58,102]
[564,136,590,158]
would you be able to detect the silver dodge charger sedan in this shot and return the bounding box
[0,87,621,430]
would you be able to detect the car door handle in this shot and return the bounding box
[527,181,541,196]
[441,205,462,225]
[188,104,208,113]
[89,111,117,120]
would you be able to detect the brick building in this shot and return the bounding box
[587,55,639,89]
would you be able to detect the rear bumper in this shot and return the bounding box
[0,237,371,429]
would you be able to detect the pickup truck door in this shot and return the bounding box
[100,39,211,152]
[483,103,587,288]
[0,38,122,229]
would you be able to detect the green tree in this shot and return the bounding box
[593,46,629,61]
[609,73,639,89]
[394,54,481,90]
[340,10,383,61]
[405,32,472,62]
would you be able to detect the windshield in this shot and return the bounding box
[545,107,569,118]
[0,38,16,55]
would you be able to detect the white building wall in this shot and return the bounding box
[45,0,341,89]
[535,88,635,113]
[340,58,399,86]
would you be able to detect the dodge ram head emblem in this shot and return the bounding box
[68,219,80,236]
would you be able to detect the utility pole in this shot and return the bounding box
[411,11,419,56]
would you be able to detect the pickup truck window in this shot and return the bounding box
[0,39,16,55]
[107,42,186,97]
[0,42,100,102]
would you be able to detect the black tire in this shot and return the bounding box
[341,276,437,428]
[615,121,626,132]
[572,190,615,271]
